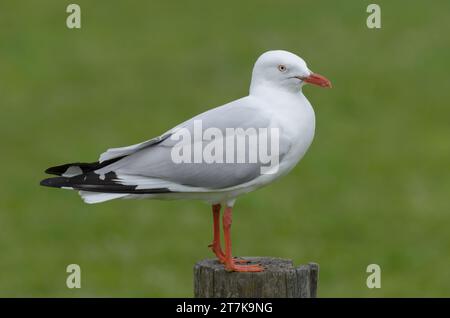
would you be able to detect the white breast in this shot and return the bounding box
[279,93,315,170]
[262,91,316,179]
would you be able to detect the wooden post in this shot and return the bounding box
[194,257,319,298]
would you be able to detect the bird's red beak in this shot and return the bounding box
[301,73,332,88]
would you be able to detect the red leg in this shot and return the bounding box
[222,206,263,272]
[208,204,226,262]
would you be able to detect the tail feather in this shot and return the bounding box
[78,191,128,204]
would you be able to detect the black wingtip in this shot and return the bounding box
[40,173,175,194]
[40,177,68,188]
[44,163,71,176]
[45,167,60,175]
[40,178,51,187]
[44,157,126,176]
[44,163,82,176]
[40,177,55,187]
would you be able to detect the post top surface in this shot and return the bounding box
[195,257,317,273]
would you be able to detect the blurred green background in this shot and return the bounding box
[1,0,449,297]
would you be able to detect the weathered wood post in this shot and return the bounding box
[194,257,319,298]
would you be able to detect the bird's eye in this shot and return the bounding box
[277,65,287,72]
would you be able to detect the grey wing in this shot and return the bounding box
[96,98,291,189]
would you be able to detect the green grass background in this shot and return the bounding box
[1,0,449,297]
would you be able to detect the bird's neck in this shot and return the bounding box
[249,83,304,102]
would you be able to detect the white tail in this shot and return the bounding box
[78,191,128,204]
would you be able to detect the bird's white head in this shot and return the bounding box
[249,50,331,95]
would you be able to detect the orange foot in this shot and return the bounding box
[224,259,264,272]
[208,243,250,264]
[233,257,251,264]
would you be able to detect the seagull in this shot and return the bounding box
[40,50,331,272]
